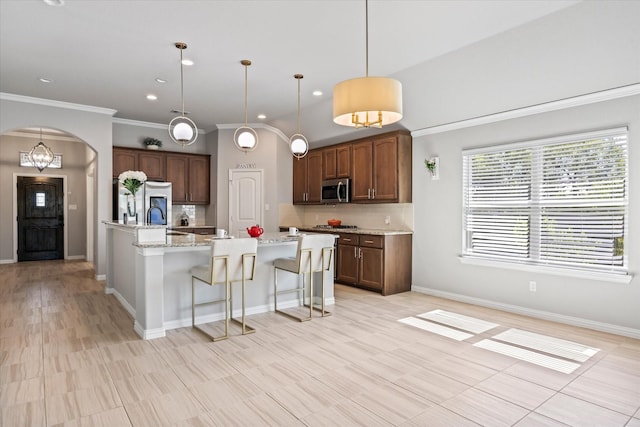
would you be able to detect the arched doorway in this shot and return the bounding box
[0,127,96,263]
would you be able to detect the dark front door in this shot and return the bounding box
[17,176,64,261]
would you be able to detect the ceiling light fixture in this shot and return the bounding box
[233,60,258,153]
[38,77,52,83]
[146,94,157,101]
[28,128,55,172]
[333,0,402,128]
[289,74,309,159]
[155,77,167,84]
[168,42,198,147]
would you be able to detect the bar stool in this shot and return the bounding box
[273,234,335,322]
[191,237,258,341]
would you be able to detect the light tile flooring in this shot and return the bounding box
[1,260,639,426]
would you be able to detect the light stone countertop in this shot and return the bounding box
[286,226,413,236]
[132,231,337,249]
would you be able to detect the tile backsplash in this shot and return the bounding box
[279,203,413,230]
[172,204,206,226]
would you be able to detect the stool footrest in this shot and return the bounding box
[193,324,229,341]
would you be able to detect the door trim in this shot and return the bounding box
[12,173,68,263]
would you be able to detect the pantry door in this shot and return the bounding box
[228,169,263,238]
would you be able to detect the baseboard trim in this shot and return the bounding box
[66,255,85,260]
[0,259,14,264]
[163,297,336,332]
[95,274,106,281]
[411,285,640,340]
[134,321,165,340]
[105,287,136,319]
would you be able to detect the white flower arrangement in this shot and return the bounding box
[118,170,147,195]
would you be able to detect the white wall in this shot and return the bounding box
[412,95,640,335]
[215,127,292,234]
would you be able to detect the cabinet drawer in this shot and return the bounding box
[338,234,359,245]
[359,235,384,248]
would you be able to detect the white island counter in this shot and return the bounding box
[104,222,336,339]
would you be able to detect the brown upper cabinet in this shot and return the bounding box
[166,153,210,204]
[113,147,210,205]
[293,149,323,204]
[113,147,165,181]
[322,144,351,180]
[351,131,412,203]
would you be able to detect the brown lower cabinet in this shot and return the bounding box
[172,227,216,235]
[336,233,412,296]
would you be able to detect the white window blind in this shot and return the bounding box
[462,127,628,275]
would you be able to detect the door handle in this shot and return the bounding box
[372,188,375,199]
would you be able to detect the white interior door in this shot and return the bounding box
[229,169,263,238]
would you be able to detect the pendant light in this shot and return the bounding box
[168,42,198,147]
[233,59,258,152]
[28,128,54,172]
[333,0,402,128]
[289,74,309,159]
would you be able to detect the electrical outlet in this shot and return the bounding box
[385,215,391,225]
[529,281,537,292]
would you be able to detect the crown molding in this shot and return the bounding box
[112,117,206,135]
[0,92,117,116]
[412,83,640,137]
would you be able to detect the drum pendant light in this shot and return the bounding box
[333,0,402,128]
[168,42,198,147]
[28,128,55,172]
[233,59,258,152]
[289,74,309,159]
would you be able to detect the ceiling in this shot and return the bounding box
[0,0,579,140]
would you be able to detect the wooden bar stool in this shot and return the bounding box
[273,234,335,322]
[191,238,258,340]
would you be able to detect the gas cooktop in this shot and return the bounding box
[313,224,358,230]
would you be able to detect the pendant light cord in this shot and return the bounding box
[180,48,185,116]
[297,77,301,133]
[244,64,249,126]
[365,0,369,78]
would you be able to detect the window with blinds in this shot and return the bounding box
[462,127,628,275]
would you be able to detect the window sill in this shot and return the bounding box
[458,256,632,284]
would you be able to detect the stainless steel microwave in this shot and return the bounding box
[321,178,350,203]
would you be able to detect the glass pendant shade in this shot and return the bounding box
[290,134,309,159]
[168,42,198,147]
[169,117,197,144]
[234,126,258,151]
[333,76,402,127]
[234,60,258,152]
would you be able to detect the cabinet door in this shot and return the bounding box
[138,152,165,181]
[337,244,358,284]
[322,148,337,180]
[358,247,384,291]
[351,141,373,202]
[292,156,308,204]
[113,148,137,177]
[306,150,323,203]
[188,155,210,204]
[372,136,398,201]
[166,154,188,203]
[336,145,351,178]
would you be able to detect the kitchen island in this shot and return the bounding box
[104,222,336,339]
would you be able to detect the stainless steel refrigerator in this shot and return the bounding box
[112,180,172,225]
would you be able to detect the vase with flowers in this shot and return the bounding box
[118,170,147,223]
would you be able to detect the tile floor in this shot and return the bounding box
[1,260,639,426]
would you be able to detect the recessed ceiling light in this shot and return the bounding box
[146,94,158,101]
[257,114,266,120]
[43,0,64,6]
[155,77,167,83]
[38,77,52,83]
[181,59,194,66]
[313,90,323,96]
